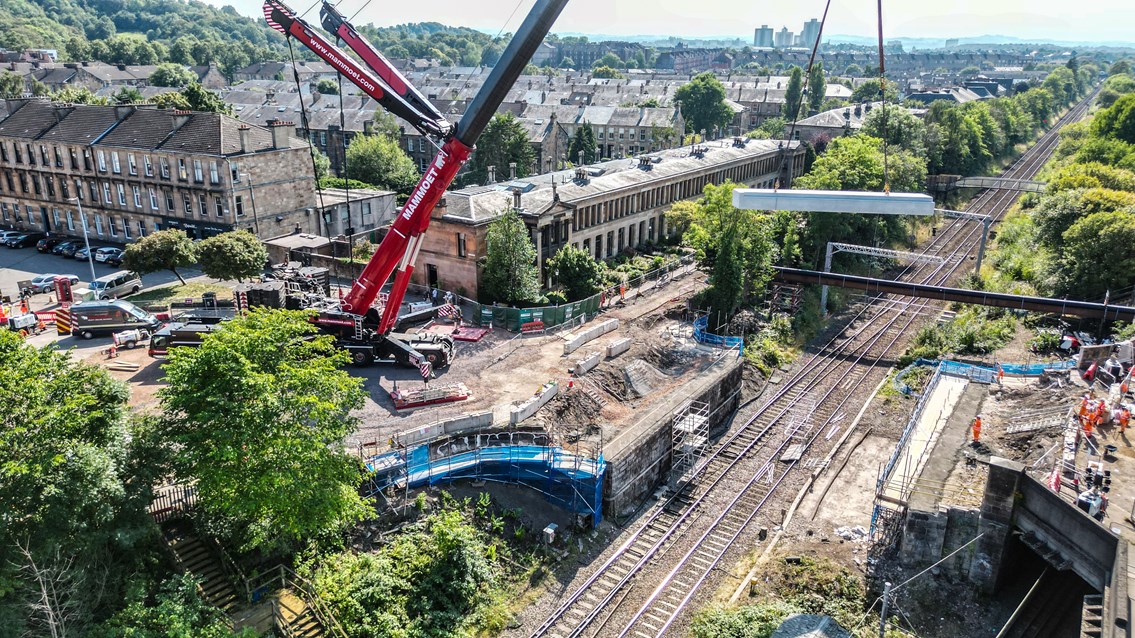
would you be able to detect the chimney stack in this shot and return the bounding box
[487,165,496,183]
[267,119,295,150]
[172,109,192,130]
[513,189,522,210]
[509,162,517,180]
[238,124,251,154]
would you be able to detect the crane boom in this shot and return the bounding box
[264,0,569,374]
[263,0,450,137]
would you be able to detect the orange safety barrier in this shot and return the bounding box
[521,320,545,333]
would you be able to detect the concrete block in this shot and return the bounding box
[574,351,602,376]
[606,337,632,359]
[564,319,620,354]
[510,381,558,425]
[393,410,494,447]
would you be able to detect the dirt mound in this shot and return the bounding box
[536,392,601,439]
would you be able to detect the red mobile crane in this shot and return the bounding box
[262,0,569,376]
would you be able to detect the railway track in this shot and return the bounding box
[524,88,1098,638]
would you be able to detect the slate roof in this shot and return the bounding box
[37,104,119,144]
[442,138,795,224]
[97,108,181,149]
[0,100,60,139]
[0,101,308,156]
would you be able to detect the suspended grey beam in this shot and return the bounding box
[732,189,936,216]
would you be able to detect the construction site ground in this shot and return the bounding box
[347,267,710,450]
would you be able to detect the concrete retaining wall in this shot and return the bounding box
[574,352,602,376]
[510,381,558,425]
[900,457,1120,595]
[606,338,632,359]
[899,506,979,580]
[392,411,494,447]
[564,319,619,355]
[604,360,743,518]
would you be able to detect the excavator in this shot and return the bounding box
[262,0,569,377]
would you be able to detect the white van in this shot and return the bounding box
[91,270,143,300]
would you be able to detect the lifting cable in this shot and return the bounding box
[778,0,833,189]
[877,0,890,192]
[336,69,351,235]
[286,37,329,224]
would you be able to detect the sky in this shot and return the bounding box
[205,0,1134,43]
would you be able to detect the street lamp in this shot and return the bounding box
[69,197,97,284]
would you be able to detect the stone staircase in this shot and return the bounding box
[161,521,240,613]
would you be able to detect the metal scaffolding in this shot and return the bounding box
[671,400,710,485]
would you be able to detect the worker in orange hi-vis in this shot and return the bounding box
[1120,407,1130,433]
[997,365,1005,386]
[972,415,983,443]
[1084,408,1095,436]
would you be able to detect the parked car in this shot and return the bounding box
[73,245,96,260]
[6,232,46,248]
[25,274,80,294]
[36,236,65,252]
[0,230,23,243]
[94,247,125,265]
[90,270,143,299]
[53,240,82,257]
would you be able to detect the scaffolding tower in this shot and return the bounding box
[671,400,710,485]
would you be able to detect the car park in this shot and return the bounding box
[95,247,125,265]
[36,237,65,252]
[53,240,82,257]
[25,274,80,294]
[6,232,47,248]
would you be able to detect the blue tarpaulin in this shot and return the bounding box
[367,445,606,526]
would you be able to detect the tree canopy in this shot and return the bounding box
[0,329,161,634]
[159,308,370,554]
[346,133,421,194]
[784,66,804,120]
[481,209,540,305]
[149,62,196,88]
[122,228,198,285]
[568,121,598,165]
[674,72,734,136]
[668,182,775,330]
[547,245,604,301]
[195,230,268,282]
[465,112,535,185]
[807,62,826,114]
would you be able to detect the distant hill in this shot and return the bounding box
[0,0,285,57]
